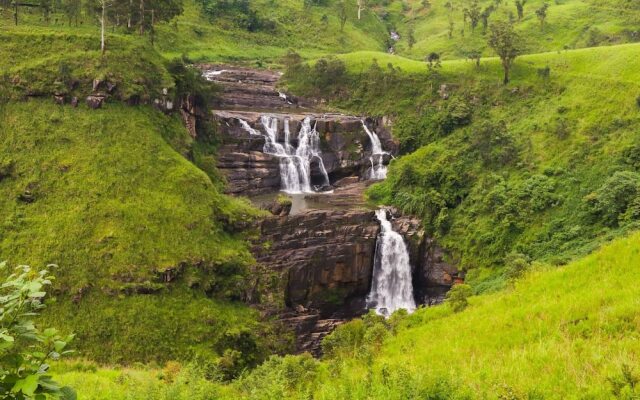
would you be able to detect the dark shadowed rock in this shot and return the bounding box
[86,95,105,109]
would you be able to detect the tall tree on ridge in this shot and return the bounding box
[488,21,523,84]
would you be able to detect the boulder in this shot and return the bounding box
[86,95,105,109]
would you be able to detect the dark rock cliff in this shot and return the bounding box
[251,208,459,355]
[213,110,396,196]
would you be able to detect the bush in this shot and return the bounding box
[446,284,473,312]
[235,354,320,400]
[503,252,531,281]
[584,171,640,227]
[470,120,519,166]
[0,263,76,399]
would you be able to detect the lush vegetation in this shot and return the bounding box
[1,264,75,399]
[49,230,640,398]
[284,41,640,292]
[3,0,640,398]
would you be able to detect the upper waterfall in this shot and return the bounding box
[239,116,330,194]
[362,121,388,180]
[367,209,416,317]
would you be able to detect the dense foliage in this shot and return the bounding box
[0,264,75,399]
[284,44,640,291]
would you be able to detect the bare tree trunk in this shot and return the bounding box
[127,0,132,28]
[101,0,106,54]
[139,0,144,35]
[14,2,18,25]
[150,8,155,45]
[503,62,510,84]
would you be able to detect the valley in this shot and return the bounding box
[2,0,640,399]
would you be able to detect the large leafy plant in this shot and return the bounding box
[0,263,75,399]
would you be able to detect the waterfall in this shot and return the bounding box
[367,209,416,317]
[238,116,330,193]
[296,118,330,187]
[362,121,388,180]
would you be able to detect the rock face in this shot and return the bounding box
[203,65,458,355]
[254,209,379,317]
[199,65,310,111]
[213,110,397,195]
[252,206,459,355]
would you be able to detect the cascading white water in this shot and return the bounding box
[296,119,330,188]
[366,209,416,317]
[362,121,388,180]
[238,116,330,193]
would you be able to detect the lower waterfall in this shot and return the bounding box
[367,209,416,317]
[239,116,330,194]
[361,121,388,180]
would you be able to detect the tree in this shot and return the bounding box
[515,0,526,21]
[536,3,548,30]
[407,26,416,49]
[488,21,522,84]
[481,5,495,34]
[336,0,347,31]
[468,0,481,31]
[446,284,472,313]
[0,263,76,399]
[425,52,441,69]
[357,0,365,20]
[62,0,81,26]
[465,48,482,67]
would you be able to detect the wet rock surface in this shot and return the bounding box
[213,110,396,195]
[199,65,311,111]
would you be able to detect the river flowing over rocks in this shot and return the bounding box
[202,65,460,355]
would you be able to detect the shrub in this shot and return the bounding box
[446,284,473,312]
[470,120,519,166]
[235,354,320,399]
[503,252,531,281]
[0,263,76,399]
[584,171,640,227]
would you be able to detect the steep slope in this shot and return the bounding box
[393,0,640,60]
[283,43,640,291]
[155,0,394,62]
[241,230,640,399]
[0,32,281,364]
[52,229,640,398]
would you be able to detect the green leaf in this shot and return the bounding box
[13,374,39,396]
[54,340,67,352]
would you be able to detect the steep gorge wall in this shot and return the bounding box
[251,209,459,353]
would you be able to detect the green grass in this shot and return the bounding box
[0,30,174,101]
[302,230,640,399]
[0,99,274,363]
[284,42,640,283]
[50,230,640,398]
[155,0,393,62]
[394,0,640,60]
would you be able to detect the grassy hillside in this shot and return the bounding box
[393,0,640,60]
[51,229,640,398]
[249,229,640,399]
[156,0,394,62]
[284,42,640,291]
[0,28,289,365]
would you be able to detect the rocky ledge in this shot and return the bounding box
[198,65,312,111]
[214,110,397,196]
